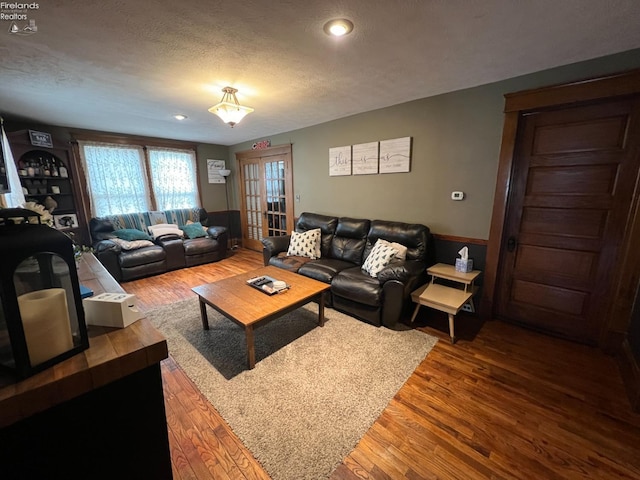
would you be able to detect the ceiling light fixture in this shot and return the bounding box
[174,114,187,120]
[323,18,354,37]
[208,86,254,127]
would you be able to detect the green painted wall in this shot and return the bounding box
[223,48,640,239]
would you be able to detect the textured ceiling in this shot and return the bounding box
[1,0,640,146]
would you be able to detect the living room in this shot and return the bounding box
[1,2,640,479]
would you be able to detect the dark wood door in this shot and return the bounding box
[496,98,640,344]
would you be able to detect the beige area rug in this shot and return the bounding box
[147,298,438,480]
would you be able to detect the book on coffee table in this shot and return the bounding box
[246,275,290,296]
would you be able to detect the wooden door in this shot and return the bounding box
[236,145,294,251]
[495,98,640,344]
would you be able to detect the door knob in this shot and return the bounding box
[507,236,517,252]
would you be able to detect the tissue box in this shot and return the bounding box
[455,258,474,273]
[83,293,142,328]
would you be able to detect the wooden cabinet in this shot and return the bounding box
[7,130,88,244]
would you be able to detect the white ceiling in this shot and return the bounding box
[1,0,640,146]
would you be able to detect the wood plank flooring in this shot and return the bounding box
[123,248,640,479]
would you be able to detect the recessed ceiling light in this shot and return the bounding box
[174,114,187,120]
[323,18,354,37]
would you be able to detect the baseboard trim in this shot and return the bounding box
[618,338,640,412]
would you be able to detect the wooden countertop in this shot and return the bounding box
[0,253,168,428]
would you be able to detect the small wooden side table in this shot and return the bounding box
[410,263,481,343]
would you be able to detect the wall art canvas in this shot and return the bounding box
[329,145,352,176]
[379,137,411,173]
[352,142,379,175]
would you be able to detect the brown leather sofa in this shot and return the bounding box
[262,212,433,328]
[89,208,227,282]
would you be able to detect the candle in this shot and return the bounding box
[18,288,73,366]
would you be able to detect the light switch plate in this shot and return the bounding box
[451,191,465,200]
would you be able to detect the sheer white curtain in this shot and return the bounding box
[1,121,25,207]
[79,141,151,217]
[148,147,200,209]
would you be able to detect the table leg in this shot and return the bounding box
[448,313,456,344]
[198,298,209,330]
[410,303,421,323]
[246,326,255,369]
[318,293,325,327]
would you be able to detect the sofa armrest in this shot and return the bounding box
[206,225,228,240]
[261,235,291,266]
[377,259,426,284]
[93,240,123,282]
[153,233,182,243]
[94,239,122,254]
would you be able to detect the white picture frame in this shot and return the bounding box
[53,213,78,230]
[207,159,226,183]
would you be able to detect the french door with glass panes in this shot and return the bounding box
[236,144,294,251]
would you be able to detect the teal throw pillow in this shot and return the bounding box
[180,222,207,239]
[114,228,152,241]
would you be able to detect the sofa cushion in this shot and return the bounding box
[269,252,312,272]
[331,267,383,307]
[183,237,217,256]
[330,217,370,264]
[287,228,321,259]
[296,212,337,258]
[298,258,355,284]
[118,245,165,268]
[366,220,429,262]
[89,217,117,241]
[180,222,207,239]
[114,228,152,241]
[362,239,399,277]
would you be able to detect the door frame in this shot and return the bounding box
[482,68,640,350]
[235,144,294,251]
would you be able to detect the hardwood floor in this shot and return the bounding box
[124,248,640,479]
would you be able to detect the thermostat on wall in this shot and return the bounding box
[451,191,465,201]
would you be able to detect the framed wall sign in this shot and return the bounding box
[29,130,53,148]
[352,142,379,175]
[207,159,226,183]
[379,137,411,173]
[329,145,352,176]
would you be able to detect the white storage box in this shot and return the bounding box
[83,293,142,328]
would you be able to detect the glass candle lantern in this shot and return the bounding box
[0,208,89,379]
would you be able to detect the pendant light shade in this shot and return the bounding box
[208,87,254,127]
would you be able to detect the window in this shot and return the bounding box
[79,141,199,217]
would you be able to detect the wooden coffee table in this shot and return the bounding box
[191,266,330,369]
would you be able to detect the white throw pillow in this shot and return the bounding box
[287,228,321,259]
[379,238,408,260]
[110,238,155,250]
[148,223,184,239]
[362,240,399,277]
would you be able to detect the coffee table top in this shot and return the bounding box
[191,266,330,327]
